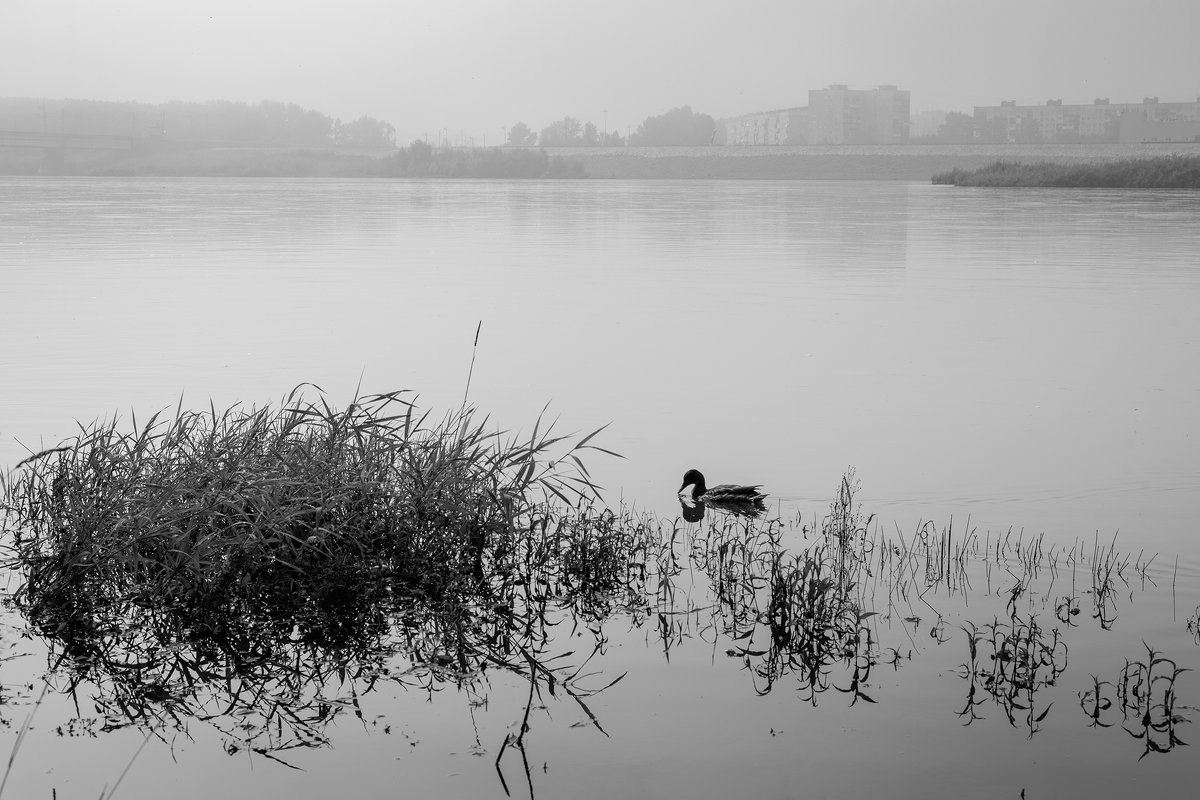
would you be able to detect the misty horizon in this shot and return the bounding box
[3,0,1198,145]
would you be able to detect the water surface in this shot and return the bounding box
[1,177,1198,798]
[4,178,1197,547]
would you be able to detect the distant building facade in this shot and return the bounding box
[724,107,808,145]
[807,85,910,144]
[974,97,1200,143]
[1118,108,1200,143]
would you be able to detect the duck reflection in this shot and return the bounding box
[679,494,767,520]
[679,496,705,522]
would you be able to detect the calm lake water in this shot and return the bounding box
[1,177,1199,798]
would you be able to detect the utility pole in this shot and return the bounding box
[603,109,608,144]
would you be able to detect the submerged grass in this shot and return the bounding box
[932,155,1200,188]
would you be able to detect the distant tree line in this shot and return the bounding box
[380,140,584,177]
[630,106,717,145]
[507,105,718,147]
[505,117,623,147]
[0,97,396,148]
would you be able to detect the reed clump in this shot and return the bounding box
[932,155,1200,188]
[682,476,879,703]
[0,387,615,631]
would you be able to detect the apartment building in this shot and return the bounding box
[807,85,910,144]
[974,97,1200,142]
[724,107,808,145]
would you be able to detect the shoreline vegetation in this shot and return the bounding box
[932,155,1200,188]
[0,140,586,179]
[5,96,1200,183]
[3,140,1200,182]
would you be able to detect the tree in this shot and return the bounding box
[407,139,433,161]
[978,116,1009,144]
[539,116,583,146]
[629,106,716,146]
[507,121,536,146]
[582,121,599,146]
[1014,116,1044,144]
[938,112,975,143]
[337,115,396,148]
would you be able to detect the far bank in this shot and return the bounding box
[4,142,1199,180]
[557,143,1200,180]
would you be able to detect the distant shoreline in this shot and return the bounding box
[3,142,1199,181]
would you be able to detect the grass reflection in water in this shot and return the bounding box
[0,391,1195,795]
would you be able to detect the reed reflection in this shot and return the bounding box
[1080,645,1190,759]
[954,616,1067,736]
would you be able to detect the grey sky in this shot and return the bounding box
[3,0,1197,143]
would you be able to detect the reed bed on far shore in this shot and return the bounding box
[932,154,1200,188]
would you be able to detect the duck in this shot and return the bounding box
[678,469,767,504]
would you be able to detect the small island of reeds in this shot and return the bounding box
[0,387,619,638]
[932,155,1200,188]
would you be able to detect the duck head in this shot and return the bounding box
[678,469,707,497]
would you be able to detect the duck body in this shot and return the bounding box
[678,469,767,504]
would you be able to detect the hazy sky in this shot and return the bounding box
[3,0,1198,143]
